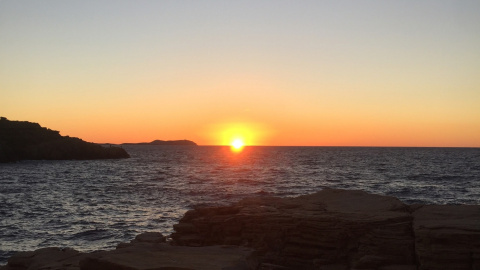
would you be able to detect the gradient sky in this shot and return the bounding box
[1,0,479,146]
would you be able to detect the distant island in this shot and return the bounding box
[0,117,130,163]
[122,140,197,146]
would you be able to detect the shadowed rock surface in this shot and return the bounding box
[1,247,84,270]
[172,189,416,269]
[80,244,253,270]
[171,189,480,269]
[0,117,129,162]
[413,205,480,270]
[1,190,479,270]
[0,232,253,270]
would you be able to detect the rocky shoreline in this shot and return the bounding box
[1,189,479,270]
[0,117,129,162]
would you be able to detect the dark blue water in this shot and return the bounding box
[1,146,479,264]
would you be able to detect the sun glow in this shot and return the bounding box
[204,121,273,148]
[231,139,245,152]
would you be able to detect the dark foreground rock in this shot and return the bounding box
[2,190,479,270]
[1,232,253,270]
[1,247,83,270]
[172,189,416,269]
[413,205,480,270]
[0,117,129,162]
[171,189,480,270]
[81,244,253,270]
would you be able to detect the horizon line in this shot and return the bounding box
[108,143,479,149]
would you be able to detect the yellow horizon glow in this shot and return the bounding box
[203,121,272,146]
[231,139,245,152]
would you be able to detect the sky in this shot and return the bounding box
[1,0,479,147]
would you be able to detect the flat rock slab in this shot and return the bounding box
[413,205,480,270]
[80,243,254,270]
[0,244,254,270]
[172,189,416,269]
[171,189,480,269]
[0,247,85,270]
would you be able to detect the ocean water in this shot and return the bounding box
[1,146,479,264]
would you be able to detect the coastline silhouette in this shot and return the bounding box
[0,117,129,162]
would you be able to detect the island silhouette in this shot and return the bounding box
[0,117,129,162]
[122,140,197,146]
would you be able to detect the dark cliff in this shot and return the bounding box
[0,117,130,162]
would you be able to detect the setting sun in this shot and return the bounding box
[231,139,245,152]
[205,122,272,147]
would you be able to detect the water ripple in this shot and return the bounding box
[0,146,479,264]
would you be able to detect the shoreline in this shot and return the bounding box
[2,189,479,270]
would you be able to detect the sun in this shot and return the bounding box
[207,121,271,150]
[231,139,245,152]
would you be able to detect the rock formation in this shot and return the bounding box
[0,117,129,162]
[1,189,479,270]
[0,232,253,270]
[171,189,480,270]
[171,189,417,269]
[413,205,480,270]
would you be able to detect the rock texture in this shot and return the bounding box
[413,205,480,270]
[0,232,254,270]
[2,190,479,270]
[0,247,84,270]
[172,189,417,269]
[80,243,253,270]
[171,189,480,269]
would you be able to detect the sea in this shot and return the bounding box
[1,146,479,264]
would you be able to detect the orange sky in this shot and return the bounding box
[1,1,479,147]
